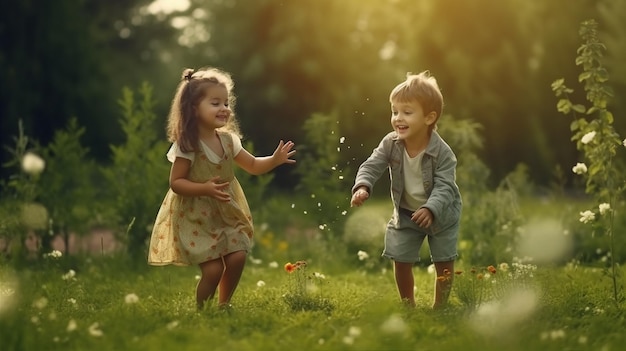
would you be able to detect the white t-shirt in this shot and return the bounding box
[400,149,427,211]
[166,134,243,163]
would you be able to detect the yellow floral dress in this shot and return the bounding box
[148,131,253,266]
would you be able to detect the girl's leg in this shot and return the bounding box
[433,260,455,309]
[218,250,247,305]
[197,258,224,310]
[393,260,416,307]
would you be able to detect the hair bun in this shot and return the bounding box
[182,68,195,81]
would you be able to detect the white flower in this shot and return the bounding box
[250,257,262,265]
[44,250,63,259]
[623,139,626,147]
[579,210,595,224]
[550,329,566,340]
[67,298,77,305]
[124,293,139,304]
[268,261,278,268]
[572,162,587,175]
[598,203,611,215]
[357,250,369,261]
[427,264,436,275]
[256,280,266,287]
[342,336,354,345]
[313,272,326,280]
[67,319,77,332]
[21,152,45,175]
[88,322,103,337]
[194,275,201,281]
[581,131,596,144]
[62,270,76,281]
[498,262,509,272]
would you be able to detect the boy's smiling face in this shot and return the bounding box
[390,99,436,142]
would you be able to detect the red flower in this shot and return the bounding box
[487,265,497,274]
[284,263,296,273]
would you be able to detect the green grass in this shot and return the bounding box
[1,253,624,351]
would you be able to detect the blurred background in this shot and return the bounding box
[2,0,624,187]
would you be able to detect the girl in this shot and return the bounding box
[148,67,296,310]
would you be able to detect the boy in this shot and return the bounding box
[351,71,462,309]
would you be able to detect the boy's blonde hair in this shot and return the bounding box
[167,67,242,152]
[389,71,444,124]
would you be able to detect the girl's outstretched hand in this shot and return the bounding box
[205,176,230,202]
[272,140,297,165]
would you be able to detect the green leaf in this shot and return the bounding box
[557,99,571,114]
[572,104,586,113]
[578,71,591,82]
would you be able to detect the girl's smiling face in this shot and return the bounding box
[390,99,436,142]
[196,85,231,130]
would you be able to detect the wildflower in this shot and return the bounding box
[194,275,200,281]
[124,293,139,304]
[623,138,626,147]
[550,329,566,340]
[476,273,484,280]
[284,263,296,273]
[31,316,40,324]
[313,272,326,279]
[580,131,596,144]
[21,152,45,175]
[62,270,76,281]
[579,210,595,224]
[498,262,509,272]
[357,250,369,261]
[44,250,62,259]
[256,280,266,287]
[454,270,463,275]
[487,265,497,274]
[88,322,103,337]
[572,162,587,175]
[67,298,76,305]
[342,336,355,345]
[268,261,278,268]
[67,319,77,332]
[598,203,611,215]
[436,275,448,282]
[427,264,436,274]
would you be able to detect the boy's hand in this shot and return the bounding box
[205,176,231,202]
[350,188,369,207]
[411,207,433,228]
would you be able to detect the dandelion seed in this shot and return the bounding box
[357,250,369,261]
[572,162,587,175]
[21,152,45,175]
[581,131,596,144]
[598,203,611,215]
[341,210,347,216]
[256,280,266,287]
[339,137,346,144]
[194,275,201,281]
[67,319,77,332]
[291,203,295,208]
[88,322,103,337]
[579,210,595,224]
[124,293,139,304]
[268,261,278,268]
[338,175,344,180]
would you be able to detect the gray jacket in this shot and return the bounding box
[352,131,462,232]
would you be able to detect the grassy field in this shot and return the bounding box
[1,250,624,351]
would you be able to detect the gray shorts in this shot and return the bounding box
[382,208,459,263]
